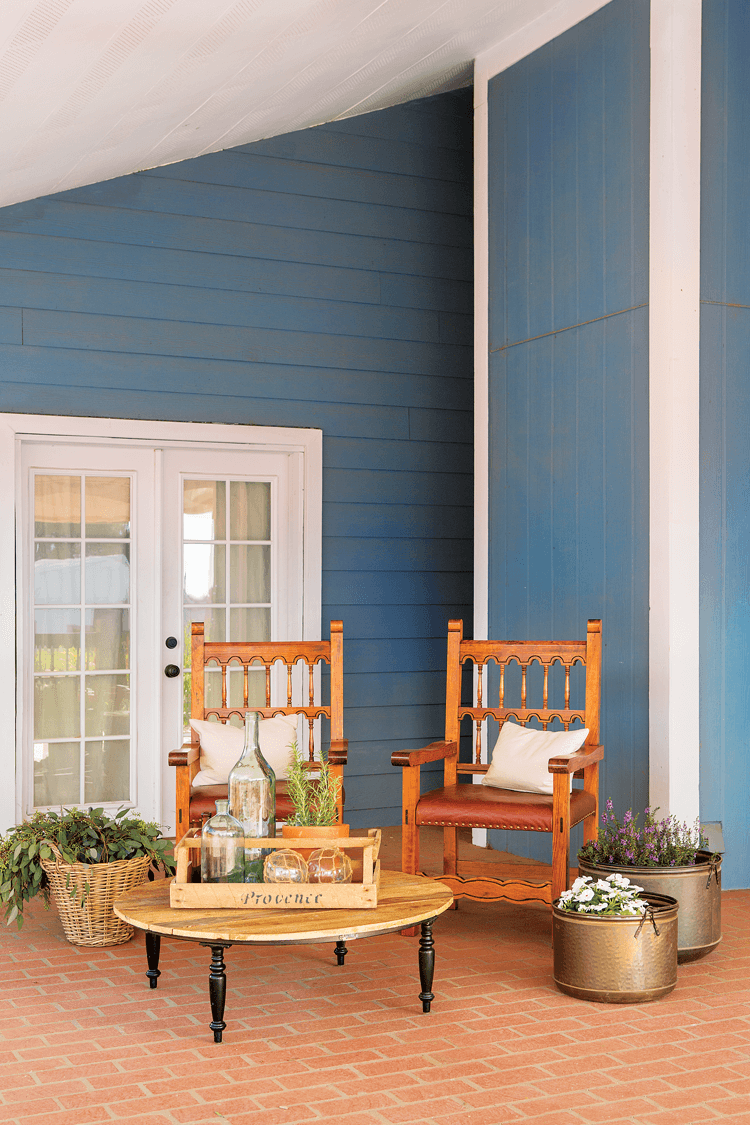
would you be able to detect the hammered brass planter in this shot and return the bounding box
[578,851,721,962]
[553,892,678,1003]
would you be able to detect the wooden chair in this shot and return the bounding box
[392,619,602,906]
[169,621,347,835]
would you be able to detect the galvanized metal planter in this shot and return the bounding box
[578,850,721,962]
[553,892,679,1003]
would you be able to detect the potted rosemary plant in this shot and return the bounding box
[553,873,679,1003]
[578,801,722,961]
[281,744,347,854]
[0,806,174,946]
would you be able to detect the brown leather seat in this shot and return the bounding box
[415,784,596,832]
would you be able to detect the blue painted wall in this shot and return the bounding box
[0,90,474,830]
[701,0,750,887]
[486,0,650,858]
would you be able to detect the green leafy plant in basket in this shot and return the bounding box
[0,806,175,929]
[285,742,342,827]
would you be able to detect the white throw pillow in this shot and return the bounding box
[190,714,298,785]
[482,720,589,795]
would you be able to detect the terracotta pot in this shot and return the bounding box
[553,892,679,1003]
[281,823,349,861]
[578,850,721,962]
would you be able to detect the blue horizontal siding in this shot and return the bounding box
[145,151,472,214]
[0,87,474,830]
[324,436,473,473]
[3,199,472,280]
[487,0,649,860]
[701,0,750,887]
[58,173,474,249]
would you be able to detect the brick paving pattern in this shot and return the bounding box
[1,876,748,1124]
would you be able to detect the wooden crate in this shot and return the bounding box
[170,829,381,909]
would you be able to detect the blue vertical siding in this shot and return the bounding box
[487,0,650,858]
[0,89,474,830]
[701,0,750,887]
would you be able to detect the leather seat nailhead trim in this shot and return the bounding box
[418,820,546,830]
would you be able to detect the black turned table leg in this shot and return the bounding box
[418,917,436,1013]
[334,939,348,966]
[202,943,232,1042]
[145,932,161,990]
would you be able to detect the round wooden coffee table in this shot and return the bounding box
[115,869,453,1041]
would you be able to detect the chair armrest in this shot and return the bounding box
[548,744,604,773]
[328,739,348,765]
[169,743,200,768]
[391,741,458,768]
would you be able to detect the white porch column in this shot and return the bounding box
[649,0,703,822]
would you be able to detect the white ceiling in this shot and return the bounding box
[0,0,570,209]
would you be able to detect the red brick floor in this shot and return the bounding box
[1,856,749,1124]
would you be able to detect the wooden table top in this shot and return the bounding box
[114,869,453,945]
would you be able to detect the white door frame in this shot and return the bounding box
[0,414,322,832]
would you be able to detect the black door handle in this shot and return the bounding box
[164,664,180,678]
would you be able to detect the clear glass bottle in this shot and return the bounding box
[228,710,276,882]
[201,799,245,883]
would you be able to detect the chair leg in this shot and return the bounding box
[552,775,571,905]
[443,827,457,877]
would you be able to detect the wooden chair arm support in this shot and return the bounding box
[391,741,458,768]
[328,739,348,765]
[548,744,604,773]
[168,743,200,768]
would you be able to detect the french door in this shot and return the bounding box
[7,419,320,834]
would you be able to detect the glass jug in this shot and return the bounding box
[201,799,245,883]
[228,710,276,882]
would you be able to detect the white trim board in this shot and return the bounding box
[0,413,322,832]
[648,0,702,822]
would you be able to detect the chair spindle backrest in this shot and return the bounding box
[190,621,344,761]
[445,620,602,772]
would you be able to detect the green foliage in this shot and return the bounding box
[285,743,342,827]
[0,806,175,929]
[578,800,711,868]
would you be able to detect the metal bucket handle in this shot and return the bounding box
[634,906,660,939]
[706,856,721,890]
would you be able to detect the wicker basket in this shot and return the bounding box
[40,846,151,947]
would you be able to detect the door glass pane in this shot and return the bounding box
[184,544,226,603]
[230,607,271,642]
[34,676,80,739]
[34,543,81,604]
[85,740,130,802]
[32,472,133,808]
[34,742,79,806]
[182,476,272,732]
[35,475,80,537]
[86,544,130,603]
[34,609,81,672]
[230,481,270,540]
[230,545,270,603]
[85,608,129,670]
[85,673,130,737]
[85,477,130,538]
[184,480,225,540]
